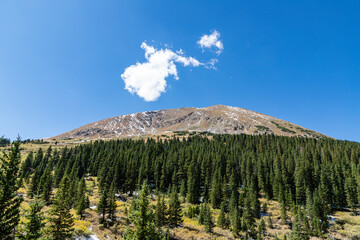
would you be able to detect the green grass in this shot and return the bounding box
[271,122,296,134]
[256,125,270,131]
[173,131,189,136]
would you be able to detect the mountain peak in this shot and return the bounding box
[50,105,327,140]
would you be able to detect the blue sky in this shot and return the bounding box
[0,0,359,142]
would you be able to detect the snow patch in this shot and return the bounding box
[75,235,100,240]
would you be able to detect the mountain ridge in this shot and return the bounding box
[49,105,327,140]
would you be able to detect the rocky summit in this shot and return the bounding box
[50,105,327,140]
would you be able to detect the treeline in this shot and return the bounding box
[3,134,360,239]
[0,136,48,147]
[0,135,11,147]
[20,139,48,144]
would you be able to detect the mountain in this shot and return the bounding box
[50,105,327,140]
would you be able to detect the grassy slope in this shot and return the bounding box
[18,177,360,240]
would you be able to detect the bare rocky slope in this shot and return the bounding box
[50,105,327,140]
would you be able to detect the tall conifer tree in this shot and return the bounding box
[168,187,182,228]
[0,140,23,240]
[47,175,74,240]
[19,198,45,240]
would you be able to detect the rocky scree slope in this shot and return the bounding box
[50,105,327,140]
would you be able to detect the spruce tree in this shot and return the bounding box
[19,198,45,240]
[289,213,309,240]
[75,179,87,219]
[27,169,41,199]
[97,188,109,225]
[125,182,161,240]
[198,204,205,225]
[32,148,43,170]
[20,152,33,179]
[155,194,167,227]
[232,208,241,237]
[179,179,186,199]
[243,192,255,230]
[47,175,74,240]
[186,161,200,204]
[280,201,288,224]
[310,190,328,235]
[108,181,117,223]
[229,190,239,212]
[168,187,183,228]
[217,201,227,229]
[210,169,222,209]
[85,195,90,208]
[0,140,23,240]
[38,166,53,204]
[345,174,358,213]
[203,203,215,234]
[258,218,266,237]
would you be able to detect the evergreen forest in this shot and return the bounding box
[1,134,360,239]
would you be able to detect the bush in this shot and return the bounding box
[74,220,92,237]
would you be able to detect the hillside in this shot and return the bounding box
[50,105,326,140]
[19,134,360,239]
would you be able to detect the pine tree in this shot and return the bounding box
[217,202,227,229]
[168,187,183,228]
[262,201,268,215]
[210,169,222,209]
[27,168,41,199]
[198,204,205,225]
[47,175,74,240]
[345,174,358,213]
[203,203,215,234]
[318,168,331,209]
[179,179,186,199]
[229,170,239,211]
[124,182,161,240]
[258,218,266,237]
[38,166,53,204]
[310,190,328,235]
[20,152,33,179]
[289,212,309,240]
[187,161,200,204]
[231,207,241,237]
[86,195,90,207]
[75,179,87,219]
[221,178,230,208]
[0,140,23,240]
[229,190,238,212]
[243,191,255,230]
[280,200,288,224]
[19,198,45,240]
[97,188,109,225]
[155,194,167,227]
[32,148,43,170]
[249,188,261,219]
[108,181,117,223]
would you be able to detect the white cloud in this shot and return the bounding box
[121,42,201,102]
[197,30,223,55]
[206,58,219,70]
